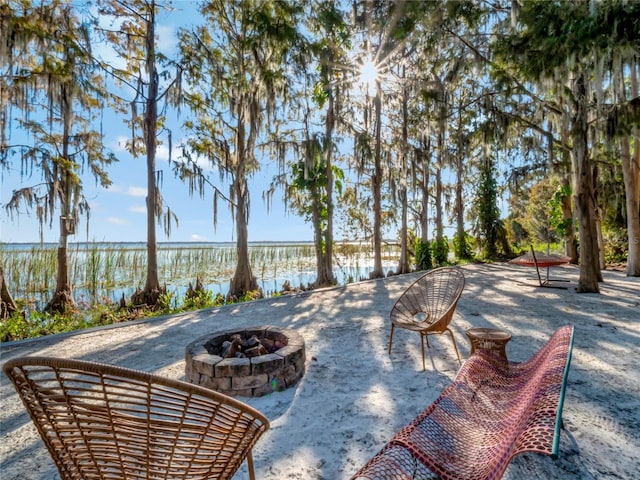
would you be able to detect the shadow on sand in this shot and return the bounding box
[1,263,639,479]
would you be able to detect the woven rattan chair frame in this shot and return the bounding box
[352,325,575,480]
[388,267,465,369]
[3,356,270,480]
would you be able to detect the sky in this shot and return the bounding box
[1,1,315,244]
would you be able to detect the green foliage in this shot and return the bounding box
[1,286,245,342]
[182,288,214,311]
[2,1,117,312]
[212,293,225,307]
[289,145,344,253]
[505,216,529,246]
[0,312,34,343]
[602,228,628,264]
[1,240,408,341]
[309,0,350,108]
[1,307,102,343]
[157,291,176,314]
[453,232,473,260]
[414,239,432,271]
[474,158,501,259]
[493,1,640,80]
[312,81,328,108]
[237,290,263,303]
[337,186,373,241]
[547,182,573,238]
[523,177,565,245]
[432,237,450,266]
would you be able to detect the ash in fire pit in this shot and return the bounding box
[185,326,305,397]
[207,332,285,359]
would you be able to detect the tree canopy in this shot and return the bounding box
[2,0,639,312]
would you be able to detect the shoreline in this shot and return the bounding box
[1,241,401,313]
[1,263,639,479]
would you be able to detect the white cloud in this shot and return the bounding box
[156,143,178,163]
[170,138,216,173]
[130,205,147,213]
[112,135,184,167]
[112,136,130,152]
[192,152,215,172]
[157,24,177,55]
[127,187,147,197]
[107,217,129,225]
[190,233,209,242]
[106,184,146,197]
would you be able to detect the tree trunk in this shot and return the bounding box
[137,1,162,307]
[229,106,258,299]
[595,207,606,270]
[45,245,75,313]
[571,72,600,292]
[559,176,578,263]
[434,76,446,254]
[419,135,430,244]
[621,61,640,276]
[1,266,18,318]
[397,74,410,275]
[454,149,466,259]
[398,187,409,274]
[229,175,259,298]
[621,136,640,276]
[312,180,334,287]
[312,195,325,285]
[435,123,444,245]
[455,180,465,255]
[45,81,75,314]
[370,80,383,278]
[318,78,336,287]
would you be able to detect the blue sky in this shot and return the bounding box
[0,148,313,244]
[1,1,314,244]
[1,138,313,244]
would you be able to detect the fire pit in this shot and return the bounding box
[185,326,305,397]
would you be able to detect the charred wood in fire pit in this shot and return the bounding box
[221,335,242,358]
[260,337,275,351]
[210,332,286,359]
[245,345,268,358]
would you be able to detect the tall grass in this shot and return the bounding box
[1,241,400,308]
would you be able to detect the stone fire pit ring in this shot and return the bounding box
[185,326,305,397]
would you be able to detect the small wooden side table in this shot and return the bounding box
[465,327,512,364]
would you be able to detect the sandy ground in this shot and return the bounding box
[1,263,639,480]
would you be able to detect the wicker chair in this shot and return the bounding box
[388,267,465,369]
[3,356,269,480]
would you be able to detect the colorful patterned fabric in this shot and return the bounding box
[352,325,574,480]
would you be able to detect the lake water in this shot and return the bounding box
[2,241,402,308]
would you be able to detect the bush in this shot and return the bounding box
[454,232,473,260]
[182,288,214,311]
[415,240,432,271]
[0,312,33,342]
[0,309,95,342]
[603,229,628,264]
[432,237,449,266]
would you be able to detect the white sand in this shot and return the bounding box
[1,263,639,479]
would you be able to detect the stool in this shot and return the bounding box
[465,327,512,364]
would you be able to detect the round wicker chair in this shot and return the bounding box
[388,267,465,369]
[3,356,269,480]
